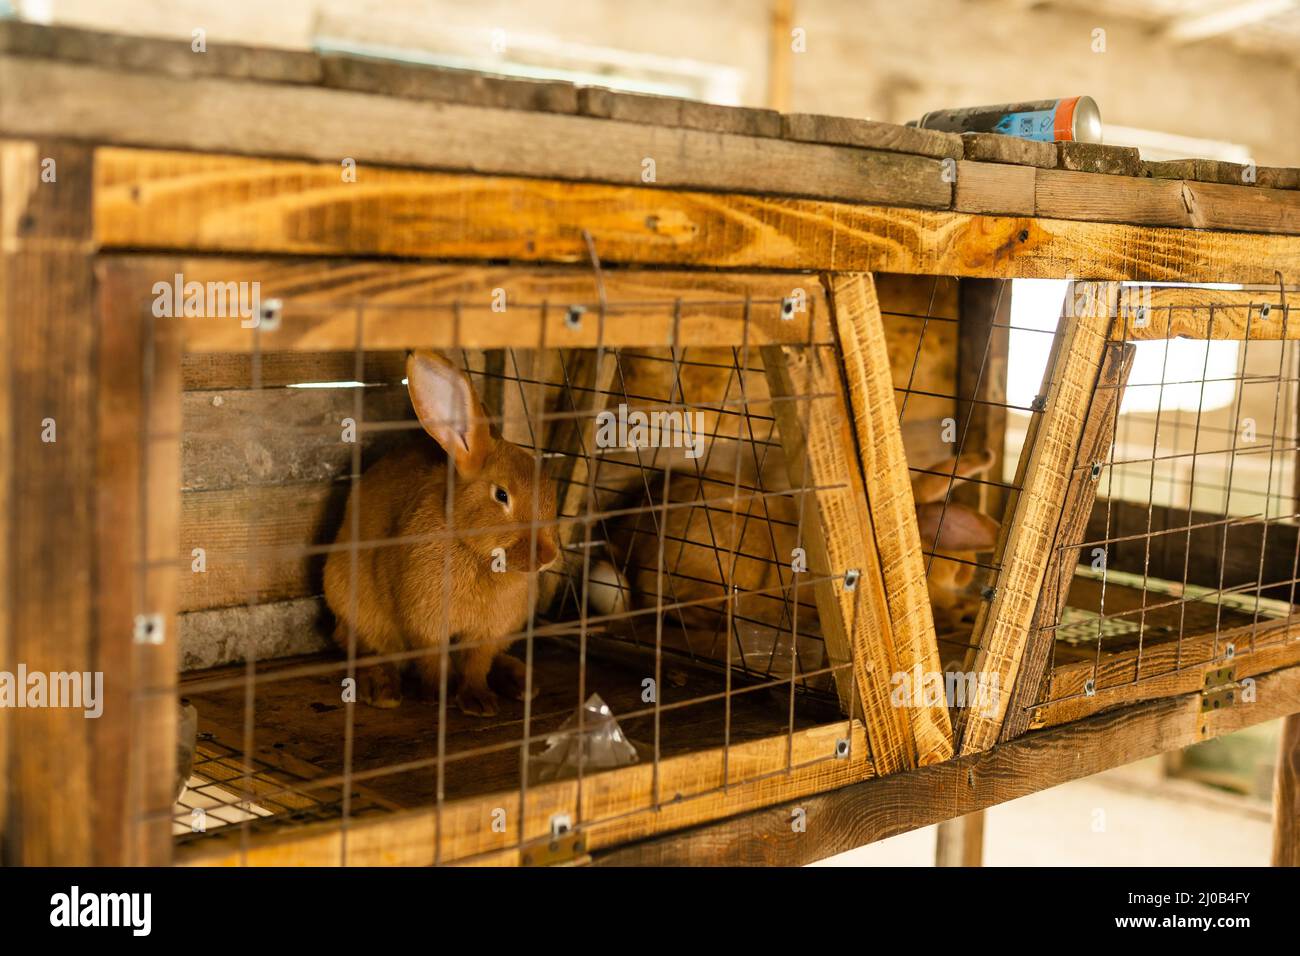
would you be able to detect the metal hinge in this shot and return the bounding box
[521,814,587,866]
[1200,665,1237,713]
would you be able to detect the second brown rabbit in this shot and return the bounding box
[323,350,559,716]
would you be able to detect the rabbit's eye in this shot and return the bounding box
[492,485,510,507]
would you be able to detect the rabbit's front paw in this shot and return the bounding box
[360,663,402,709]
[489,653,538,702]
[456,681,501,717]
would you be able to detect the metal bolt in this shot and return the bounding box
[843,568,860,592]
[549,812,572,838]
[1084,678,1096,697]
[134,613,164,646]
[1030,395,1047,412]
[1089,461,1103,481]
[981,585,997,601]
[780,297,797,320]
[258,298,282,331]
[564,305,585,330]
[835,738,850,759]
[1260,303,1271,320]
[1225,642,1236,660]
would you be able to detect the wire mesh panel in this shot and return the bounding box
[1017,283,1300,726]
[159,264,905,862]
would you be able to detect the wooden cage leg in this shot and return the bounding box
[935,810,985,867]
[762,342,914,772]
[1274,712,1300,866]
[957,281,1117,755]
[1,140,98,864]
[825,272,953,766]
[999,341,1135,742]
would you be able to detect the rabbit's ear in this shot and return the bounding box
[911,449,996,504]
[917,501,999,552]
[406,351,491,477]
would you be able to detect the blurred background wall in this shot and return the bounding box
[15,0,1300,164]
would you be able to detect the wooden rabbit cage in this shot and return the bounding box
[3,21,1300,867]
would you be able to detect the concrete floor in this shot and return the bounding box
[813,757,1274,866]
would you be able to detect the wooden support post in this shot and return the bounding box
[935,810,985,867]
[1,140,99,864]
[826,272,953,766]
[1000,341,1135,741]
[1274,712,1300,866]
[766,0,794,113]
[956,279,1012,524]
[957,281,1116,754]
[763,343,913,771]
[96,260,182,865]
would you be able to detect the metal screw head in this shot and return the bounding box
[780,297,797,320]
[1030,395,1048,412]
[258,298,282,331]
[549,813,573,838]
[1084,678,1096,697]
[980,585,997,601]
[134,613,164,645]
[1225,642,1236,660]
[564,305,585,330]
[843,568,860,592]
[1089,461,1103,481]
[1260,303,1271,320]
[834,738,850,759]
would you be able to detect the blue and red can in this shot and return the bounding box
[911,96,1102,143]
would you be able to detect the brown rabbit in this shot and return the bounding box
[913,449,1001,632]
[323,350,559,716]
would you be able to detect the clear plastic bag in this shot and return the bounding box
[528,693,639,784]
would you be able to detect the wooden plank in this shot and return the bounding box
[0,19,321,84]
[589,661,1300,865]
[1000,342,1135,742]
[1141,159,1251,187]
[1258,167,1300,191]
[0,131,9,863]
[179,597,329,671]
[1056,141,1140,177]
[91,150,1300,281]
[762,344,913,770]
[125,257,830,354]
[1034,168,1190,228]
[956,279,1012,523]
[782,114,962,159]
[958,282,1116,754]
[95,259,183,865]
[954,160,1034,216]
[1274,712,1300,866]
[0,140,97,864]
[1141,159,1199,181]
[1111,286,1296,340]
[1182,180,1300,235]
[182,386,414,491]
[961,132,1056,169]
[579,87,781,138]
[825,273,953,766]
[1,58,950,210]
[183,350,407,390]
[322,53,578,113]
[1032,616,1300,728]
[176,716,872,866]
[180,482,344,612]
[934,811,984,866]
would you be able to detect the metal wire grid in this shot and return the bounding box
[1031,290,1300,710]
[146,275,875,863]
